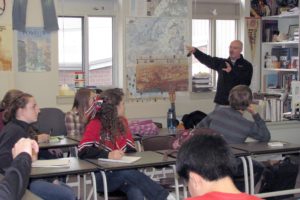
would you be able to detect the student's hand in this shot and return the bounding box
[186,45,195,54]
[48,148,63,158]
[108,150,124,160]
[37,133,50,143]
[222,62,232,73]
[12,138,39,159]
[247,104,257,115]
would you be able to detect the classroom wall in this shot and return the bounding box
[0,0,255,126]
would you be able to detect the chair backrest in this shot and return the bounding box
[34,108,67,136]
[141,135,174,151]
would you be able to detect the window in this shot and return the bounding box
[58,16,114,88]
[216,20,236,58]
[192,19,237,88]
[192,19,210,75]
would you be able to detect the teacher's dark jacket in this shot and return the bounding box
[193,48,253,105]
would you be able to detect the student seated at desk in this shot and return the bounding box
[196,85,270,143]
[196,85,271,190]
[65,88,97,136]
[78,88,174,200]
[0,138,38,200]
[0,89,50,143]
[1,90,62,159]
[176,133,261,200]
[0,91,76,200]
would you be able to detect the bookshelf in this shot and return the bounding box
[259,13,299,121]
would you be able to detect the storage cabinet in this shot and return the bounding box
[261,15,299,94]
[258,14,299,120]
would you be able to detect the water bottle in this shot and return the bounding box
[167,108,176,134]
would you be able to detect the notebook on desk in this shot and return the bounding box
[98,156,141,163]
[32,158,70,168]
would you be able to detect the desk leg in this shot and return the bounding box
[87,172,98,200]
[183,180,188,199]
[171,165,180,200]
[83,174,87,199]
[77,174,81,197]
[91,172,97,200]
[246,156,255,194]
[239,157,249,194]
[101,171,108,200]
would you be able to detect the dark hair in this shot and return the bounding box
[72,88,94,124]
[0,89,23,111]
[229,85,252,111]
[181,110,207,129]
[96,88,125,140]
[176,132,236,182]
[2,92,33,123]
[94,88,103,95]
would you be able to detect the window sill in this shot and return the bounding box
[56,95,75,105]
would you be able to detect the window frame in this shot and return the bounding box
[191,17,238,89]
[58,15,117,88]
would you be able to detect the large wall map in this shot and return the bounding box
[126,17,188,99]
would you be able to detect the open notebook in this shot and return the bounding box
[32,158,71,168]
[98,156,141,163]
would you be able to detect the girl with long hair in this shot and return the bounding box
[65,88,97,136]
[78,88,173,200]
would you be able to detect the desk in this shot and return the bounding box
[86,151,179,200]
[39,138,79,149]
[231,142,300,198]
[30,157,99,200]
[231,142,300,155]
[67,135,82,142]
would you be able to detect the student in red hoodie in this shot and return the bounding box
[78,88,173,200]
[176,132,262,200]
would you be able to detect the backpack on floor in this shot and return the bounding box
[259,157,299,200]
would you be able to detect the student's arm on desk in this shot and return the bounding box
[78,146,109,159]
[0,153,31,200]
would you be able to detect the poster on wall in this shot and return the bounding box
[246,17,260,61]
[0,26,12,71]
[17,28,51,72]
[136,58,188,93]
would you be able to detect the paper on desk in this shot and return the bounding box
[268,141,285,147]
[32,158,70,168]
[98,156,141,163]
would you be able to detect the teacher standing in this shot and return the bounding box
[186,40,253,106]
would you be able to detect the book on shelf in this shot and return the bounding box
[98,156,141,163]
[266,73,279,89]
